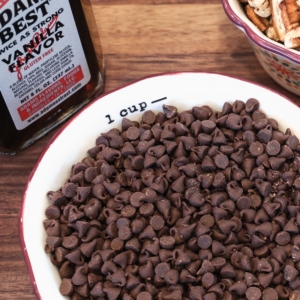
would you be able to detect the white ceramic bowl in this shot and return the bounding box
[19,72,300,299]
[222,0,300,96]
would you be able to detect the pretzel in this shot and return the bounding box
[277,0,300,47]
[285,0,300,26]
[249,0,272,17]
[285,26,300,47]
[245,4,269,31]
[243,0,300,48]
[266,26,280,40]
[249,0,270,9]
[270,0,290,41]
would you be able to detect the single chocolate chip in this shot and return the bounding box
[155,262,171,278]
[45,205,61,219]
[149,215,165,231]
[202,272,217,289]
[197,234,212,249]
[245,98,259,112]
[262,287,278,300]
[214,153,229,169]
[226,114,242,130]
[202,120,216,134]
[200,214,215,228]
[164,269,179,285]
[121,205,136,219]
[118,226,132,241]
[233,100,245,113]
[229,280,247,296]
[275,231,290,246]
[246,287,261,300]
[286,134,299,150]
[137,291,153,300]
[139,203,155,217]
[258,125,272,143]
[283,264,299,281]
[59,278,73,296]
[126,126,140,140]
[249,141,264,157]
[158,235,175,250]
[163,104,177,119]
[266,140,281,156]
[110,237,124,252]
[142,110,156,125]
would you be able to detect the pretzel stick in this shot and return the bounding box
[266,26,280,40]
[249,0,272,17]
[246,4,269,31]
[285,26,300,47]
[284,0,300,26]
[270,0,290,41]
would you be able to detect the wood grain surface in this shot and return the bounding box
[0,0,300,299]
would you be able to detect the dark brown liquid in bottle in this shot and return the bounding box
[0,0,104,154]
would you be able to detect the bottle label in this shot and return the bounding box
[0,0,91,130]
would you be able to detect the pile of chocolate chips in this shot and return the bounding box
[44,98,300,300]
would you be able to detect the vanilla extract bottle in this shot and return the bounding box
[0,0,105,154]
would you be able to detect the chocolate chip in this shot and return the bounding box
[198,133,212,146]
[118,226,132,241]
[149,215,164,231]
[158,235,175,250]
[243,130,256,146]
[142,110,156,125]
[284,264,299,281]
[45,205,61,219]
[226,181,243,201]
[200,214,215,228]
[72,265,88,285]
[262,287,278,300]
[246,287,261,300]
[121,205,136,219]
[59,278,73,296]
[139,203,155,217]
[202,272,217,289]
[214,152,229,169]
[155,262,171,278]
[266,140,281,156]
[255,179,271,197]
[229,280,247,296]
[289,290,300,300]
[137,291,153,300]
[286,134,299,150]
[233,100,245,114]
[202,120,216,134]
[245,98,259,112]
[249,141,264,157]
[275,231,290,246]
[164,269,179,285]
[163,105,177,119]
[197,234,212,249]
[226,114,242,130]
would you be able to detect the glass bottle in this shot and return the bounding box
[0,0,104,154]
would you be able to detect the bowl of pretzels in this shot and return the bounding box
[222,0,300,96]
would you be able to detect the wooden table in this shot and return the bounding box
[1,0,299,299]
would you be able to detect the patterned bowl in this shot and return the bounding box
[221,0,300,96]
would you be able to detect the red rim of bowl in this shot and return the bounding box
[221,0,300,64]
[18,71,298,299]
